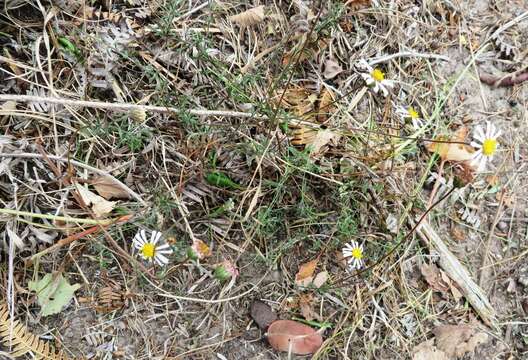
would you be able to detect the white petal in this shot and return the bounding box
[379,84,388,97]
[150,231,162,245]
[475,125,485,141]
[493,128,502,139]
[155,254,169,266]
[381,79,394,89]
[470,141,482,149]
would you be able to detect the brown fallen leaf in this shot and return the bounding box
[426,127,474,162]
[75,183,116,218]
[433,324,488,359]
[317,88,336,123]
[347,0,372,11]
[90,175,131,200]
[412,339,449,360]
[420,263,450,295]
[229,5,265,27]
[298,293,319,321]
[250,300,278,330]
[295,259,319,287]
[267,319,323,355]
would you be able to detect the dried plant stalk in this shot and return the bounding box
[416,222,498,329]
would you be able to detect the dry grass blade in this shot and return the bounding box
[0,304,69,359]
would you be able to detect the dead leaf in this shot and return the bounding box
[229,5,265,27]
[90,175,131,200]
[310,129,340,154]
[412,340,449,360]
[420,263,450,295]
[317,88,336,122]
[312,271,328,288]
[299,293,319,321]
[75,183,116,218]
[295,259,319,287]
[426,127,474,162]
[275,86,315,119]
[450,226,466,241]
[323,59,343,79]
[251,300,278,330]
[347,0,372,10]
[433,324,488,358]
[267,319,323,355]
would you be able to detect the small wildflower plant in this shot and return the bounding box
[470,121,501,171]
[358,60,394,97]
[133,229,173,266]
[342,240,364,271]
[395,104,424,130]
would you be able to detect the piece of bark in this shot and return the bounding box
[416,221,498,329]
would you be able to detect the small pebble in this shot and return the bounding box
[497,221,508,232]
[518,275,528,288]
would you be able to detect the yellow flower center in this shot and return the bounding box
[408,107,419,119]
[351,248,363,260]
[371,68,385,82]
[482,138,497,156]
[141,243,156,258]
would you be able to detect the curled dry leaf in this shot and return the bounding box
[90,175,132,200]
[229,5,265,27]
[426,127,474,162]
[250,300,278,330]
[75,183,116,218]
[267,319,323,355]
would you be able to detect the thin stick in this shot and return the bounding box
[368,51,450,66]
[0,152,146,205]
[29,215,132,261]
[0,94,266,119]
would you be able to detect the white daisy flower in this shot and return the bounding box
[133,229,173,266]
[357,60,394,97]
[342,240,364,271]
[470,121,501,172]
[395,104,424,129]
